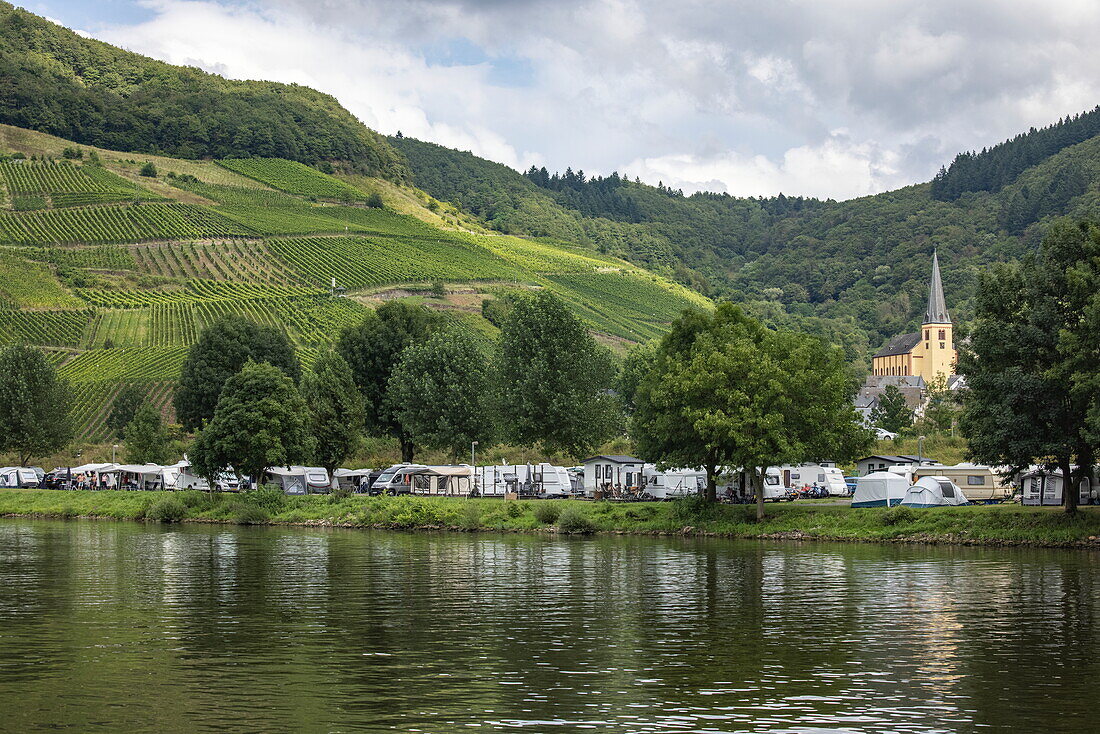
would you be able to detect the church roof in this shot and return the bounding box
[873,332,921,358]
[924,249,951,324]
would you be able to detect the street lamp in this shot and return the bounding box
[917,435,926,466]
[470,441,479,498]
[112,444,119,463]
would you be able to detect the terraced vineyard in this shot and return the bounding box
[0,138,710,450]
[217,159,367,201]
[0,203,255,245]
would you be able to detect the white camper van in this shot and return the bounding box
[371,464,427,495]
[176,463,242,491]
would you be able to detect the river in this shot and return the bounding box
[0,519,1097,733]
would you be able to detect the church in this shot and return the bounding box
[871,251,956,383]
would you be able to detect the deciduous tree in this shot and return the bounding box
[107,383,145,439]
[124,402,171,465]
[0,345,73,466]
[301,350,366,476]
[870,385,913,434]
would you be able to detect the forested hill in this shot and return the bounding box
[392,113,1100,369]
[0,3,407,180]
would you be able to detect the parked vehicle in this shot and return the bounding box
[786,465,849,496]
[0,466,42,488]
[265,466,331,494]
[641,465,705,500]
[370,464,427,495]
[176,464,242,492]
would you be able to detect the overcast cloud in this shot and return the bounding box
[33,0,1100,199]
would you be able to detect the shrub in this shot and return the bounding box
[366,192,384,208]
[671,494,717,523]
[140,162,158,177]
[557,507,596,534]
[459,502,482,530]
[147,496,187,523]
[62,147,83,159]
[243,485,286,513]
[232,504,270,525]
[882,506,917,526]
[533,502,562,525]
[505,501,523,518]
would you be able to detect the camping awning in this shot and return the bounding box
[334,468,372,478]
[69,463,118,473]
[422,466,473,477]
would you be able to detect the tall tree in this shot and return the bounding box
[124,402,171,465]
[190,362,314,486]
[960,220,1100,513]
[301,350,366,476]
[387,329,494,461]
[106,383,145,439]
[631,304,870,517]
[495,291,620,457]
[336,301,439,461]
[871,385,913,434]
[175,315,300,432]
[0,345,73,466]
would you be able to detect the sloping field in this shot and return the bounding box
[217,158,367,201]
[0,203,255,245]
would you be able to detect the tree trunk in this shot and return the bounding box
[705,465,717,503]
[754,468,765,522]
[1061,458,1078,515]
[400,437,415,463]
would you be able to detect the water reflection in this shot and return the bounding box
[0,520,1097,732]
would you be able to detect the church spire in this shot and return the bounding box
[924,249,950,324]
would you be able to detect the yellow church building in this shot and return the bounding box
[871,251,956,382]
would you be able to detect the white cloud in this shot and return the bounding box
[68,0,1100,200]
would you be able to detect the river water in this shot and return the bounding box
[0,519,1097,733]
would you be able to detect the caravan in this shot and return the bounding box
[477,463,573,498]
[176,463,242,492]
[0,466,41,488]
[265,467,332,494]
[786,465,849,496]
[641,465,705,499]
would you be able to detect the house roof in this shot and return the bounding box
[925,249,951,324]
[858,455,922,464]
[873,332,921,358]
[583,455,643,464]
[864,374,925,389]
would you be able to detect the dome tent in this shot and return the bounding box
[901,476,970,508]
[852,471,909,508]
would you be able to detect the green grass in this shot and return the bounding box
[1,491,1098,547]
[0,252,85,308]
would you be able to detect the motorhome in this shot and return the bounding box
[784,464,849,496]
[176,464,242,492]
[641,465,705,499]
[371,464,428,495]
[477,463,573,498]
[717,467,790,502]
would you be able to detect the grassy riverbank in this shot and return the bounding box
[3,489,1100,547]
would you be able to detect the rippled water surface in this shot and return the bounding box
[1,519,1098,733]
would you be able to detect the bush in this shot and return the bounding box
[62,146,83,159]
[882,506,917,526]
[147,496,187,523]
[366,192,384,208]
[139,162,158,177]
[243,485,286,513]
[232,504,270,525]
[505,501,523,518]
[557,507,596,534]
[671,494,717,523]
[533,502,562,525]
[459,502,482,530]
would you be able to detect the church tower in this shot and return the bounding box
[910,250,955,383]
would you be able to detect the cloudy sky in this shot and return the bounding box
[28,0,1100,200]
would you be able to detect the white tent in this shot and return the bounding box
[852,471,909,508]
[901,476,970,508]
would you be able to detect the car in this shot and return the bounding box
[874,428,899,440]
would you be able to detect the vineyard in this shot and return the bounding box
[0,308,91,346]
[0,160,161,208]
[0,252,85,308]
[68,380,178,443]
[268,235,524,288]
[130,240,300,284]
[0,203,255,245]
[58,347,190,382]
[75,279,322,308]
[216,159,368,201]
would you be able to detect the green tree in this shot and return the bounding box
[631,304,870,517]
[388,329,494,461]
[0,345,73,465]
[960,220,1100,513]
[106,383,145,439]
[190,362,313,486]
[870,385,913,434]
[336,301,439,461]
[301,350,366,476]
[124,402,171,465]
[920,373,957,432]
[495,291,620,457]
[175,315,300,432]
[616,340,658,416]
[139,162,157,177]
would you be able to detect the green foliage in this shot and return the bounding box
[190,361,314,481]
[556,506,596,534]
[139,162,157,178]
[630,304,872,506]
[336,301,441,460]
[242,485,286,513]
[59,347,187,382]
[0,251,85,308]
[532,502,561,525]
[123,401,170,464]
[146,496,186,523]
[217,159,367,200]
[231,504,270,525]
[11,196,47,211]
[301,350,365,474]
[919,374,957,433]
[0,344,73,464]
[365,192,384,208]
[387,328,495,460]
[870,385,913,434]
[881,506,917,526]
[175,315,301,432]
[0,308,90,346]
[0,203,254,246]
[495,291,620,456]
[106,383,145,438]
[0,5,407,178]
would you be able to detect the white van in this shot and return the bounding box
[371,464,427,495]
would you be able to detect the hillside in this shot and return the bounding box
[0,2,406,179]
[392,112,1100,367]
[0,124,707,446]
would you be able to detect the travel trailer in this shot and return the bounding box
[0,466,41,488]
[265,467,332,494]
[641,465,705,499]
[911,463,1013,503]
[477,463,573,498]
[717,467,791,502]
[176,464,242,492]
[784,464,849,496]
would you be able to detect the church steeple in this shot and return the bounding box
[924,249,950,325]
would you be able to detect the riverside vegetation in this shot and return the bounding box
[2,489,1100,547]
